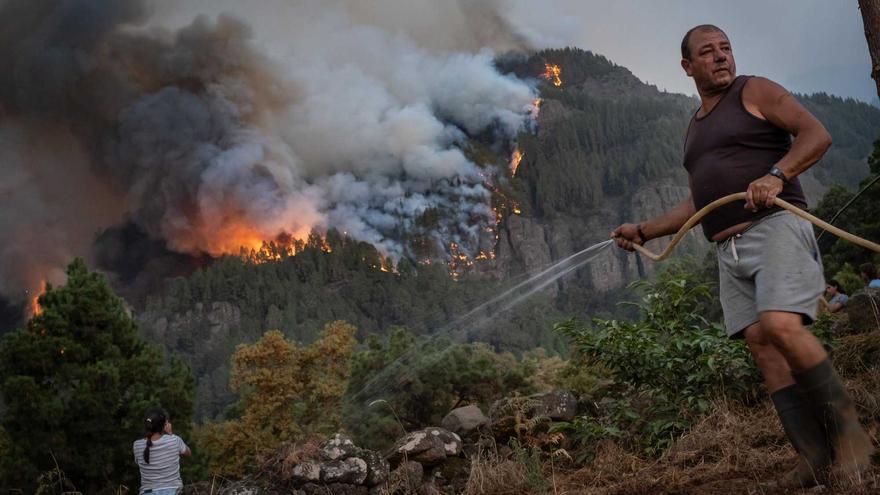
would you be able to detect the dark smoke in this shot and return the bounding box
[0,0,536,306]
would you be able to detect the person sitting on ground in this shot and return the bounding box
[860,262,880,288]
[133,409,191,495]
[825,279,848,313]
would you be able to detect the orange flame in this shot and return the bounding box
[241,233,327,264]
[531,98,542,117]
[541,63,562,87]
[446,240,495,279]
[30,279,46,317]
[510,148,523,176]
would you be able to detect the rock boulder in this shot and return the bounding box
[321,433,361,461]
[390,428,462,465]
[847,288,880,333]
[441,405,489,436]
[322,457,368,485]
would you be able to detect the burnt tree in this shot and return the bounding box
[860,0,880,98]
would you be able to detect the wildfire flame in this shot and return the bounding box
[446,241,494,280]
[510,148,523,176]
[239,231,402,275]
[241,233,332,264]
[30,279,46,317]
[541,63,562,87]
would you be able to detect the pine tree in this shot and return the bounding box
[0,258,195,493]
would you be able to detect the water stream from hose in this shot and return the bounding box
[351,239,614,403]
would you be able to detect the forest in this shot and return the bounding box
[2,47,880,494]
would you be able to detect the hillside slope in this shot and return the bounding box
[137,48,880,418]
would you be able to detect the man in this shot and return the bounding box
[860,262,880,288]
[825,280,848,313]
[612,25,873,487]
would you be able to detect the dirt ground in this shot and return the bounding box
[551,332,880,495]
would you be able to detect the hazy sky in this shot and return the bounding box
[519,0,875,103]
[154,0,876,103]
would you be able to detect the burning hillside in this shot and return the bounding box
[541,63,563,87]
[28,280,46,317]
[0,0,543,306]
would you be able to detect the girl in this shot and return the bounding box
[132,409,191,494]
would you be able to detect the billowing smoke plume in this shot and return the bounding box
[0,0,536,300]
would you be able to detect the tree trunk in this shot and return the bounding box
[859,0,880,99]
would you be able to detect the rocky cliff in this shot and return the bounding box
[493,48,880,299]
[135,48,880,419]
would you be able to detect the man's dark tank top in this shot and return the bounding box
[683,75,807,240]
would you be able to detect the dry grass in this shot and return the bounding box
[550,401,788,495]
[278,434,326,479]
[184,332,880,495]
[464,453,530,495]
[833,332,880,375]
[544,338,880,495]
[450,339,880,495]
[548,398,880,494]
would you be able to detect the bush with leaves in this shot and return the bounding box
[199,321,356,478]
[555,269,762,456]
[344,327,536,450]
[814,136,880,278]
[0,259,195,493]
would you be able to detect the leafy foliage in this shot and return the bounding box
[131,49,880,424]
[814,137,880,280]
[798,94,880,188]
[199,321,356,477]
[140,234,568,418]
[500,49,880,219]
[344,327,535,450]
[555,269,762,456]
[509,437,550,493]
[0,259,195,493]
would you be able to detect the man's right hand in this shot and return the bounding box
[611,223,645,251]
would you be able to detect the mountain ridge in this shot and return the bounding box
[8,47,880,418]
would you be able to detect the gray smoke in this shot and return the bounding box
[0,0,537,299]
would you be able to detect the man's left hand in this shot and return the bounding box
[744,174,784,212]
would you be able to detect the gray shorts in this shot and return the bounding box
[716,210,825,338]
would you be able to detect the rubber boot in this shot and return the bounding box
[770,384,832,488]
[795,359,875,485]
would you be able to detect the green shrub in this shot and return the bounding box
[509,438,549,493]
[555,271,762,456]
[831,262,866,296]
[344,328,535,450]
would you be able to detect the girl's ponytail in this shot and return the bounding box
[142,410,167,464]
[144,435,153,464]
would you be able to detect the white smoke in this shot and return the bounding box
[0,0,538,300]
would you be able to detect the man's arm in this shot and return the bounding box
[741,77,833,211]
[611,194,696,251]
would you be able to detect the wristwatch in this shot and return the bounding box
[768,166,789,184]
